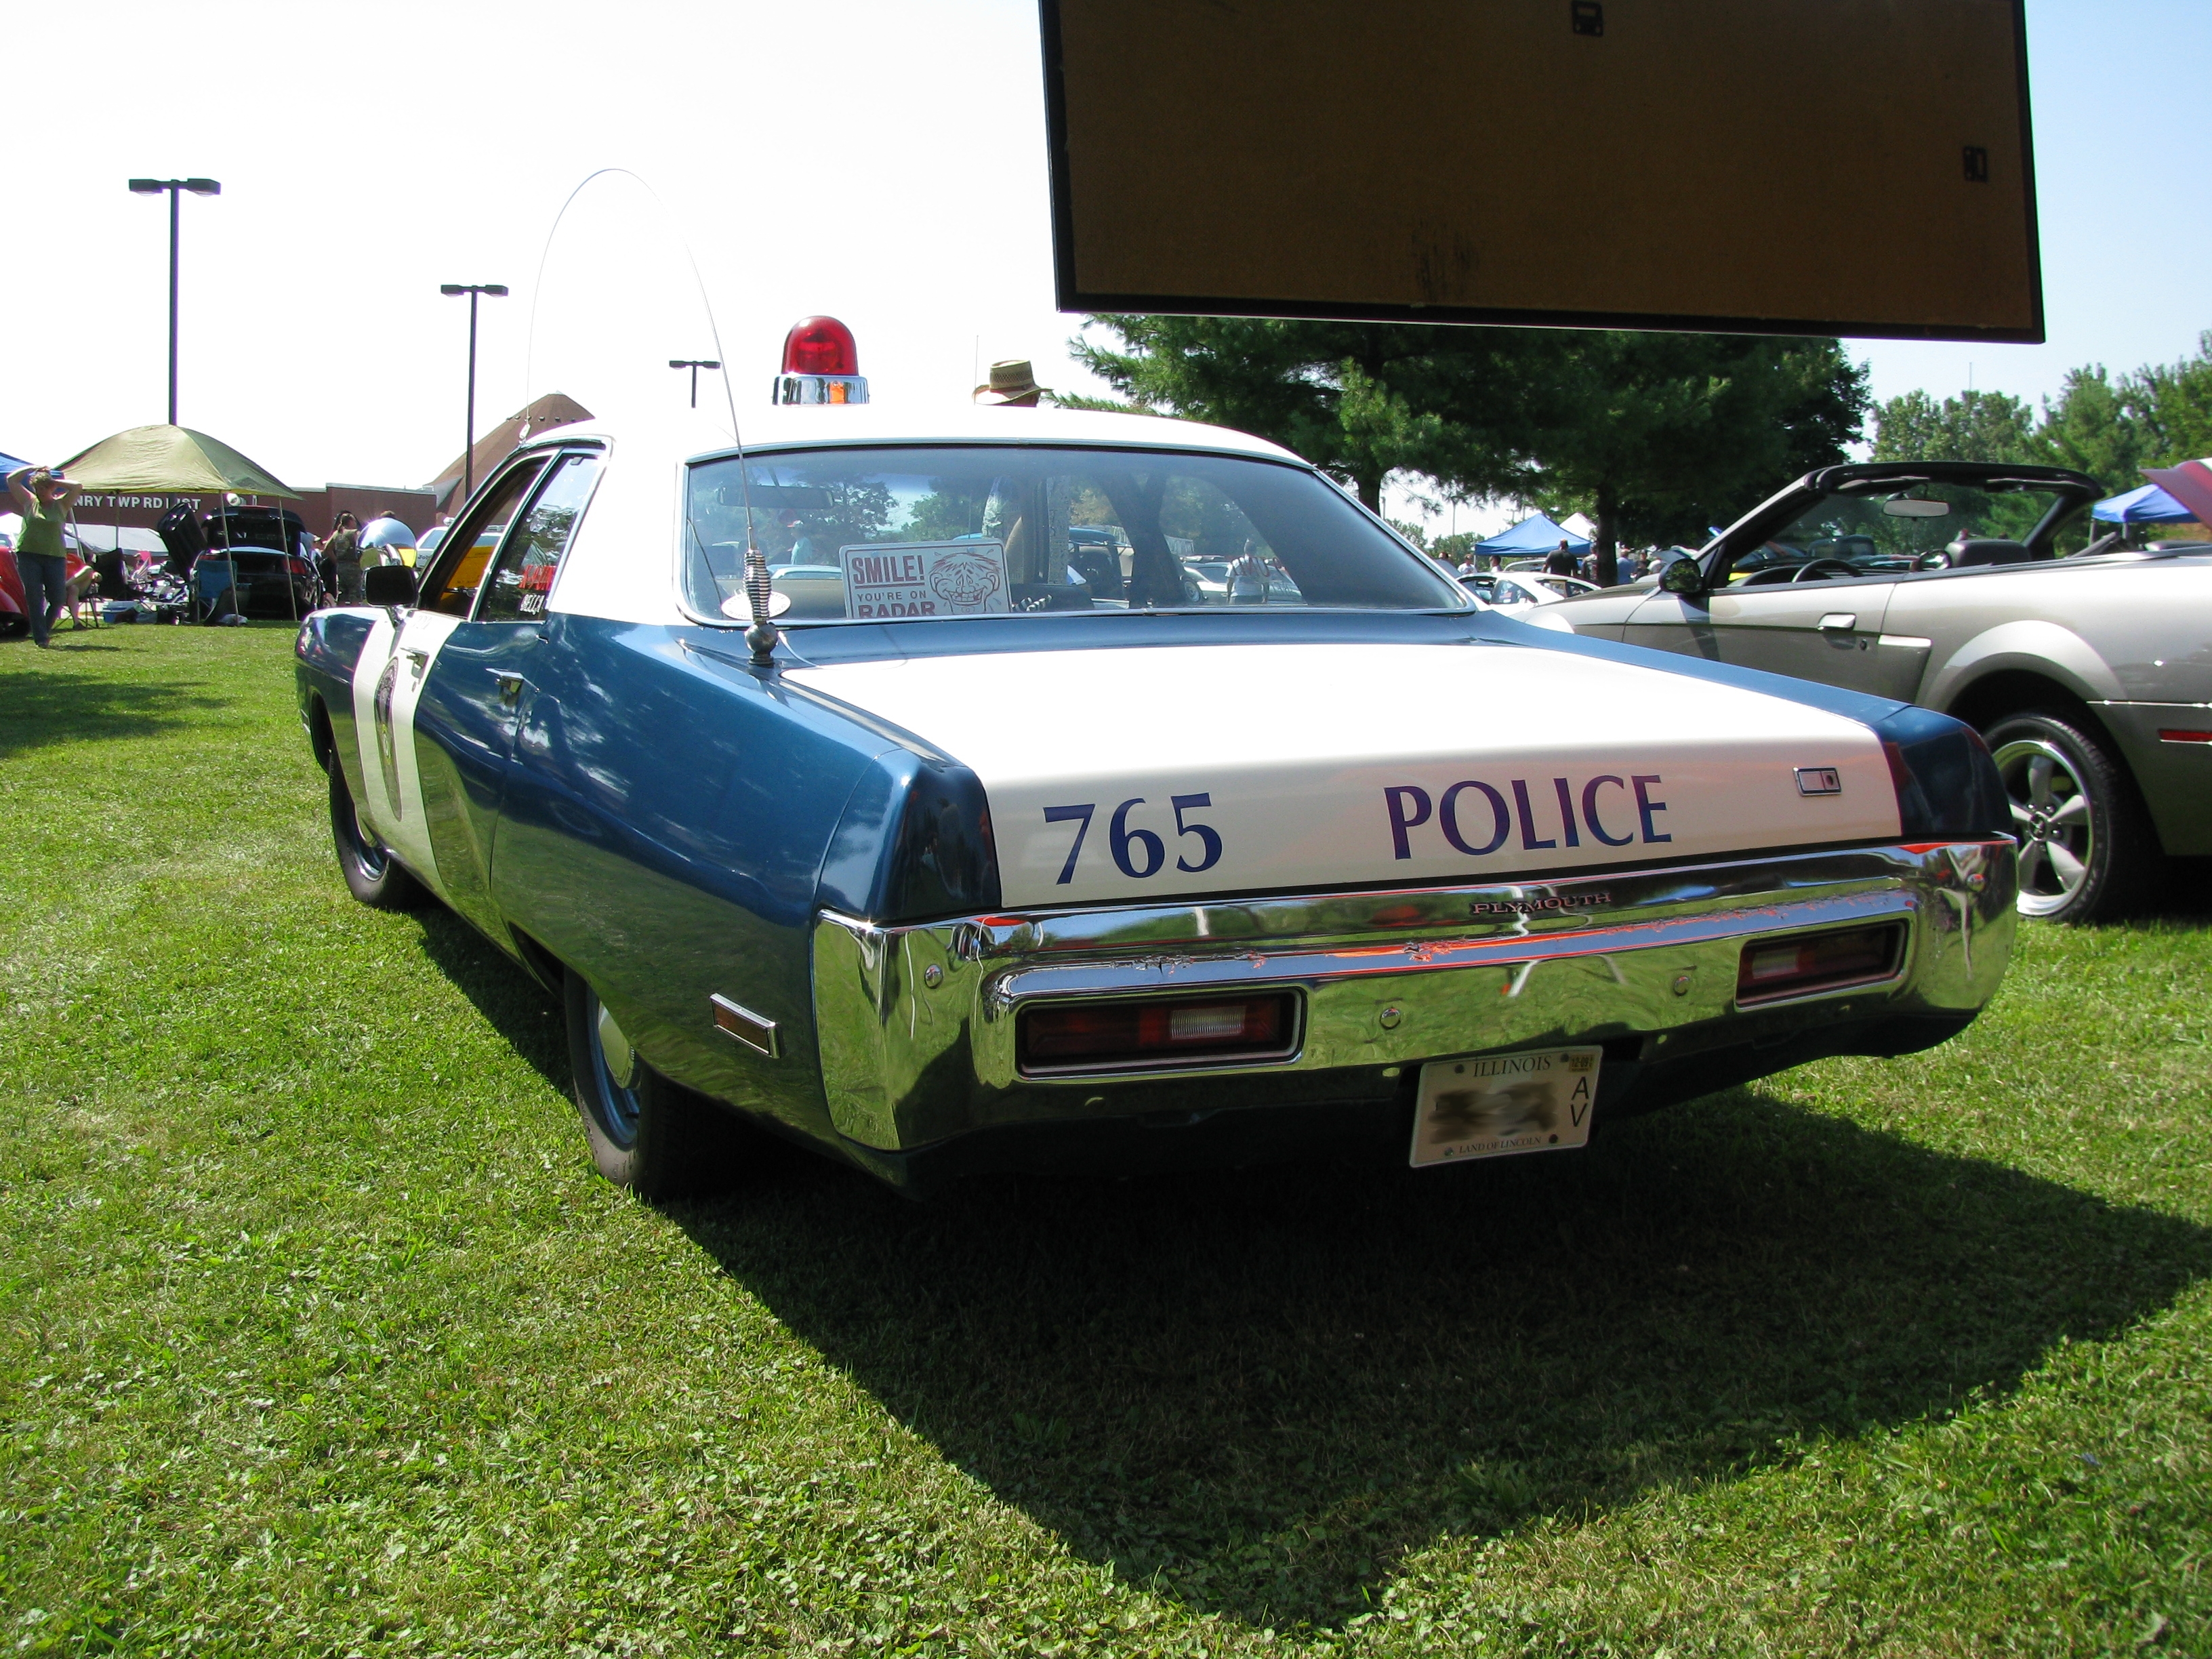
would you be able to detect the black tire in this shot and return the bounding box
[564,972,747,1197]
[1984,710,2160,924]
[328,760,427,910]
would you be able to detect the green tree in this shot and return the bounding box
[2030,367,2150,494]
[1067,316,1561,514]
[1871,386,2035,464]
[1072,318,1866,583]
[2122,331,2212,466]
[1521,333,1868,583]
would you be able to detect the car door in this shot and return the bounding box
[412,449,605,939]
[348,456,549,907]
[1620,572,1920,698]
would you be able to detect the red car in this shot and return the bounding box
[0,544,28,640]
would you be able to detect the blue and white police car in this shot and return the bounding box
[295,319,2019,1196]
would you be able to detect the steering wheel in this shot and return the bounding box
[1791,558,1861,583]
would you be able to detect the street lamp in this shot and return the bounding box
[668,358,721,409]
[127,177,220,426]
[439,283,509,505]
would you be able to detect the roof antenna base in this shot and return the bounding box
[743,549,781,666]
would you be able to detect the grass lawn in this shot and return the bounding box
[4,623,2211,1656]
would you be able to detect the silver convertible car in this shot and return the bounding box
[1529,461,2212,924]
[295,403,2019,1197]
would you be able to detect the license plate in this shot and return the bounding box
[1410,1046,1602,1167]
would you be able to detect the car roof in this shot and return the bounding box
[518,401,1303,470]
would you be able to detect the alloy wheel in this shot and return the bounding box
[1993,736,2094,918]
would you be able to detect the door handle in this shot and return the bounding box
[495,672,525,706]
[1818,613,1857,631]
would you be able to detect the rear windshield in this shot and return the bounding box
[681,445,1463,623]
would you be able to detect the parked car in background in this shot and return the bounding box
[295,405,2018,1200]
[0,539,26,640]
[165,504,320,618]
[1530,459,2211,923]
[1464,571,1597,608]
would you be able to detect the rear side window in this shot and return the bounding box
[476,452,602,622]
[415,459,546,617]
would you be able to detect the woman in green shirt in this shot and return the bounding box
[7,466,83,647]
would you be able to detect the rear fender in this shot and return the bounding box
[294,610,381,801]
[1925,620,2120,715]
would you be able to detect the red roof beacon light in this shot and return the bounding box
[773,315,868,405]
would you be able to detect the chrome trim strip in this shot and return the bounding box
[809,840,2015,1152]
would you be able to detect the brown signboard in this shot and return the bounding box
[1040,0,2041,342]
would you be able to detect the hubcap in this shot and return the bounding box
[589,996,643,1147]
[596,1002,639,1090]
[351,805,389,880]
[1992,737,2093,917]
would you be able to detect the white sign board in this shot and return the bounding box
[839,541,1010,620]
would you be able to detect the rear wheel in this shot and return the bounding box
[564,972,746,1197]
[1986,710,2158,924]
[328,760,426,909]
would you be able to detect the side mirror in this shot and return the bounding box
[364,564,419,608]
[1659,557,1707,595]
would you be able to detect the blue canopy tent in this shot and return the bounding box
[1476,512,1591,558]
[2091,481,2196,525]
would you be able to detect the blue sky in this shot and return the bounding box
[3,0,2203,510]
[1852,0,2212,412]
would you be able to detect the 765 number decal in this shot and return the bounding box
[1042,793,1223,884]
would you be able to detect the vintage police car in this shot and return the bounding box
[295,329,2019,1197]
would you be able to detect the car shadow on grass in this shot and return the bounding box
[0,669,229,758]
[671,1098,2212,1631]
[412,907,569,1092]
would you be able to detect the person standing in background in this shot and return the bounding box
[1544,538,1578,577]
[6,466,84,647]
[326,512,363,602]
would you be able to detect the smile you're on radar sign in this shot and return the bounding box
[838,541,1010,619]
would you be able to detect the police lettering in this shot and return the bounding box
[1383,774,1668,859]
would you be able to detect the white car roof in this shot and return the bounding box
[535,403,1317,626]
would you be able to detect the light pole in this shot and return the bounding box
[668,358,721,409]
[127,177,220,426]
[439,283,508,504]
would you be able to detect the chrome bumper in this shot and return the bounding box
[811,840,2017,1153]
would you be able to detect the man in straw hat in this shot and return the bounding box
[974,359,1050,407]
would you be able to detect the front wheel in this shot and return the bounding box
[564,973,747,1198]
[328,759,426,909]
[1986,710,2158,924]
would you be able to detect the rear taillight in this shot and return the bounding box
[1737,923,1904,1005]
[1018,993,1297,1073]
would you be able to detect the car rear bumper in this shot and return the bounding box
[809,840,2016,1168]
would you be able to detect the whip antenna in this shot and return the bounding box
[523,167,771,659]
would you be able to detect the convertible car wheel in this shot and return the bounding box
[328,761,425,910]
[1986,711,2154,924]
[564,973,744,1197]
